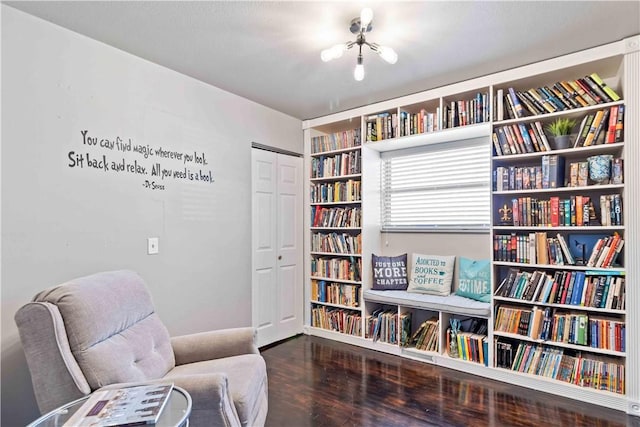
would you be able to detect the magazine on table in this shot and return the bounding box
[63,383,174,426]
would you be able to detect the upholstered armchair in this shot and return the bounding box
[14,270,267,427]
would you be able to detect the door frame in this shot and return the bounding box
[251,143,304,347]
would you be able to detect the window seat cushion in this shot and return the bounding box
[363,289,491,318]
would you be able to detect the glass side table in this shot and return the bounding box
[27,385,192,427]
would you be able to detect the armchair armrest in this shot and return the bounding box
[171,327,259,366]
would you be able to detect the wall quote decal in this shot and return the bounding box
[67,130,215,191]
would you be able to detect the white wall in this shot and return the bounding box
[1,6,302,425]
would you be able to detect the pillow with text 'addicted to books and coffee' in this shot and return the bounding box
[407,254,455,296]
[455,257,492,303]
[371,253,408,290]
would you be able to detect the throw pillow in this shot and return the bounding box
[455,257,491,303]
[371,254,408,291]
[407,254,455,296]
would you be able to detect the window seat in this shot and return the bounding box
[363,289,491,318]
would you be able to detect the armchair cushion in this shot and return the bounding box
[32,270,175,389]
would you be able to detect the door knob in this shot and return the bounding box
[278,255,282,260]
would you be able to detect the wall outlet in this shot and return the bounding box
[147,237,159,255]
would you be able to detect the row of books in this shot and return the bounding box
[311,279,360,307]
[311,305,361,336]
[493,232,623,268]
[599,194,623,226]
[544,313,621,349]
[573,105,624,147]
[493,155,624,191]
[449,331,489,366]
[398,109,439,137]
[365,112,396,142]
[568,158,623,187]
[494,232,573,265]
[311,206,361,228]
[310,256,362,282]
[512,196,587,227]
[494,165,544,191]
[496,305,547,339]
[496,305,624,351]
[407,317,439,351]
[364,93,491,142]
[497,73,621,120]
[496,155,566,191]
[588,318,625,352]
[558,353,624,393]
[496,341,625,394]
[442,92,491,129]
[310,151,361,179]
[586,233,625,268]
[496,341,561,374]
[496,268,626,310]
[311,129,361,154]
[310,180,361,204]
[499,162,602,193]
[526,155,623,191]
[500,194,621,227]
[492,121,551,156]
[365,310,411,345]
[568,273,625,310]
[311,232,361,254]
[496,268,555,301]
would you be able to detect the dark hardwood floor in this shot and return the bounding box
[261,335,639,427]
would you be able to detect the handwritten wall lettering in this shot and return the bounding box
[68,130,215,191]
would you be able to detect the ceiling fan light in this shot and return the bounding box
[354,55,365,81]
[320,48,334,62]
[320,8,398,78]
[321,43,348,62]
[354,64,365,81]
[360,8,373,30]
[377,46,398,64]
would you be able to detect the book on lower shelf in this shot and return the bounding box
[311,304,362,336]
[63,383,174,427]
[494,339,625,394]
[406,316,439,351]
[447,318,489,366]
[311,279,360,307]
[365,308,406,344]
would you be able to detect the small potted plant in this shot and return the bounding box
[546,117,577,150]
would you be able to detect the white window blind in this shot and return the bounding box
[381,138,490,232]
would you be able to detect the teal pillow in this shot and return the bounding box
[455,257,491,303]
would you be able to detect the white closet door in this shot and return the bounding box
[252,148,303,347]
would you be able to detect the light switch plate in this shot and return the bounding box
[147,237,159,255]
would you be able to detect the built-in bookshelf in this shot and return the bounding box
[309,126,363,336]
[491,68,627,396]
[303,35,639,415]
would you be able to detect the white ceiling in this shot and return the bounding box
[5,1,640,120]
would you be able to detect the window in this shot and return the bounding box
[381,138,490,232]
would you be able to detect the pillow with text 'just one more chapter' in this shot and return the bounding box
[455,257,491,303]
[371,254,408,291]
[407,254,455,296]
